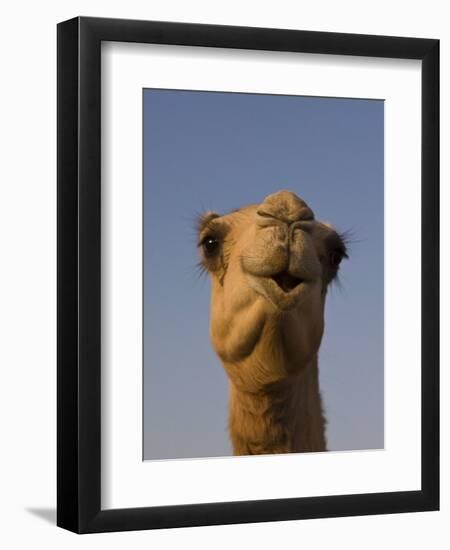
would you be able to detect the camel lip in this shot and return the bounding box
[246,273,310,311]
[271,271,304,293]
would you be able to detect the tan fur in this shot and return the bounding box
[197,190,347,455]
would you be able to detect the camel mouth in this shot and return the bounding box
[271,271,304,293]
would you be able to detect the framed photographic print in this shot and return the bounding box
[57,17,439,533]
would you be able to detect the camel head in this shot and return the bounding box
[197,190,347,390]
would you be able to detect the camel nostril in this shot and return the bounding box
[271,271,304,293]
[297,208,314,221]
[291,220,314,234]
[256,210,275,219]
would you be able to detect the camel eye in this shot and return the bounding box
[202,236,220,257]
[329,248,345,267]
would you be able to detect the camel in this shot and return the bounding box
[197,190,348,456]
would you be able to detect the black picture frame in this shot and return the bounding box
[57,16,439,533]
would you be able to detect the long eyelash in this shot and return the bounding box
[327,229,355,294]
[195,215,220,240]
[338,227,359,256]
[194,261,208,280]
[329,271,350,301]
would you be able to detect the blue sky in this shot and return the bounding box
[143,89,384,459]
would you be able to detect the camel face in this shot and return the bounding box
[197,190,347,372]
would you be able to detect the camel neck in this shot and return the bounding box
[227,357,326,455]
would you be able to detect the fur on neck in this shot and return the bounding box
[227,355,326,455]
